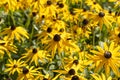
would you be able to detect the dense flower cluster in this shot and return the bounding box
[0,0,120,80]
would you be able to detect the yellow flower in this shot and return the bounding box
[4,59,26,75]
[36,25,56,43]
[21,47,46,66]
[63,9,79,24]
[65,75,87,80]
[17,66,39,80]
[85,0,102,12]
[42,31,79,58]
[3,0,18,11]
[64,52,89,72]
[53,66,78,76]
[45,18,66,31]
[17,0,33,10]
[0,37,17,58]
[40,0,57,18]
[89,42,120,76]
[37,73,61,80]
[56,1,68,14]
[91,10,114,30]
[114,11,120,25]
[110,27,120,44]
[1,26,29,43]
[91,73,112,80]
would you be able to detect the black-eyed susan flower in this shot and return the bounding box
[53,66,78,77]
[45,18,66,31]
[114,11,120,25]
[89,42,120,76]
[91,73,112,80]
[64,52,89,73]
[56,1,68,14]
[4,59,26,75]
[40,0,57,18]
[21,47,46,66]
[37,73,61,80]
[42,31,79,58]
[3,0,18,12]
[16,0,33,10]
[17,66,39,80]
[110,27,120,44]
[63,8,80,24]
[1,26,29,43]
[0,37,17,58]
[36,25,56,43]
[91,10,114,29]
[85,0,102,12]
[65,75,87,80]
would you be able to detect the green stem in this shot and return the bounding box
[10,10,15,26]
[30,25,34,45]
[92,27,95,46]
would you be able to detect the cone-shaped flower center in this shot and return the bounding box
[59,3,64,8]
[11,26,16,30]
[73,60,79,65]
[53,34,61,42]
[13,64,17,68]
[71,75,79,80]
[23,67,29,74]
[104,51,112,59]
[43,78,48,80]
[118,33,120,38]
[47,0,52,5]
[99,12,105,17]
[42,15,45,19]
[59,28,64,32]
[47,27,52,33]
[93,2,96,4]
[70,11,76,15]
[32,48,37,54]
[68,69,75,75]
[82,19,89,26]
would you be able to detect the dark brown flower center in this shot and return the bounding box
[47,0,52,5]
[73,60,79,65]
[59,3,64,8]
[47,27,52,33]
[99,12,105,17]
[67,38,72,40]
[71,75,79,80]
[83,8,87,12]
[53,34,61,42]
[13,64,17,68]
[109,10,112,14]
[23,67,29,74]
[82,19,89,26]
[43,78,48,80]
[53,19,56,21]
[42,15,45,19]
[93,2,96,4]
[74,30,77,34]
[68,69,75,75]
[32,48,37,54]
[104,51,112,59]
[59,28,64,32]
[0,43,5,45]
[70,11,76,15]
[10,26,16,30]
[118,33,120,38]
[115,12,120,16]
[32,12,37,16]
